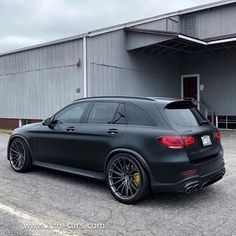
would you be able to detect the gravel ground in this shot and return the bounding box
[0,131,235,236]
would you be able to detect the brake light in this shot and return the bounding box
[157,136,195,149]
[215,131,221,140]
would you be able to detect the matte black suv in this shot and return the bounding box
[7,96,225,204]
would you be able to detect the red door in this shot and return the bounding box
[183,76,198,101]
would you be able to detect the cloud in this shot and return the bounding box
[0,36,41,51]
[0,0,218,53]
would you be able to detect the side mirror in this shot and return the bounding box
[42,117,52,126]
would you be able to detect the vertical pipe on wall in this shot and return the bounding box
[205,110,208,119]
[216,116,218,128]
[83,36,87,97]
[19,119,22,127]
[211,112,214,126]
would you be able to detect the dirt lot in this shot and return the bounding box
[0,131,235,236]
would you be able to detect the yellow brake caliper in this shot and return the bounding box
[133,173,141,187]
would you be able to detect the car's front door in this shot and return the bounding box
[34,102,89,165]
[73,102,127,172]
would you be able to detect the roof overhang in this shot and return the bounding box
[179,34,236,46]
[126,28,178,51]
[125,27,236,55]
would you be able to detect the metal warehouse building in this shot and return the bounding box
[1,0,236,129]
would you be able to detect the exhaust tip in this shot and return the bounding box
[184,185,195,193]
[184,183,200,193]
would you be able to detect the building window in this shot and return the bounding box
[218,116,236,129]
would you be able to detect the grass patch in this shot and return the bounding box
[0,129,12,135]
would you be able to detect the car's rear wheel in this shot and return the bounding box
[106,153,150,204]
[9,138,32,173]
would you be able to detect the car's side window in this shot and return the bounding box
[54,102,88,124]
[87,102,119,124]
[125,104,154,126]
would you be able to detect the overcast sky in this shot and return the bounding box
[0,0,219,53]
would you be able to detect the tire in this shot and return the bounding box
[106,153,150,204]
[8,138,32,173]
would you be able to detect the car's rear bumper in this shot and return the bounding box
[150,154,225,193]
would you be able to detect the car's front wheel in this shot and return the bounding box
[8,138,32,173]
[106,153,150,204]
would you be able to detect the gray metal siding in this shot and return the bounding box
[87,30,181,98]
[0,41,83,74]
[88,63,180,97]
[134,17,180,32]
[181,48,236,116]
[126,32,175,51]
[181,3,236,39]
[0,40,84,119]
[181,14,197,38]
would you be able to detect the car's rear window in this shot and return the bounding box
[164,108,200,127]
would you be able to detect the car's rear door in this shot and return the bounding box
[120,103,159,158]
[73,102,126,172]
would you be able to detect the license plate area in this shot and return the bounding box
[201,135,212,147]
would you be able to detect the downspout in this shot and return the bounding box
[83,36,87,97]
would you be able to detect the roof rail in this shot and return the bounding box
[73,96,156,102]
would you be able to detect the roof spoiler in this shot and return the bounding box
[165,100,195,109]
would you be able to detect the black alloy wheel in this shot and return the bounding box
[107,153,149,204]
[9,138,32,172]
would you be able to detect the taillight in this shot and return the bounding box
[184,136,195,146]
[157,136,195,149]
[215,131,221,141]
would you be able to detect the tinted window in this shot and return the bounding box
[165,108,199,127]
[113,104,126,124]
[125,104,154,126]
[54,102,88,124]
[87,102,119,124]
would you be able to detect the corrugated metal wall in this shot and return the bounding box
[181,14,198,38]
[87,30,181,98]
[0,40,84,119]
[134,16,180,32]
[126,32,175,51]
[181,4,236,39]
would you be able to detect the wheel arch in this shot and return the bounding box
[7,134,33,160]
[104,148,152,179]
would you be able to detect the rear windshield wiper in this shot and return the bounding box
[200,120,209,125]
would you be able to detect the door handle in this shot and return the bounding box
[107,128,118,135]
[66,127,75,132]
